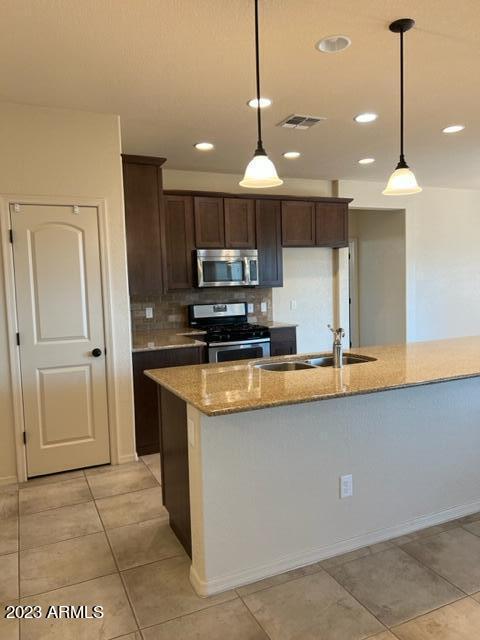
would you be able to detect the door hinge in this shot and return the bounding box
[349,297,352,304]
[9,229,13,244]
[16,332,20,346]
[22,432,27,445]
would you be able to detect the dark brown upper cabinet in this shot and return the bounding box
[162,195,195,290]
[281,200,316,247]
[316,202,348,248]
[256,199,283,287]
[122,155,166,297]
[224,198,256,248]
[194,196,225,248]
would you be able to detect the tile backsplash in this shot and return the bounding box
[131,288,273,334]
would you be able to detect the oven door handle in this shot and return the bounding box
[208,338,270,347]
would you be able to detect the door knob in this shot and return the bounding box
[91,348,102,358]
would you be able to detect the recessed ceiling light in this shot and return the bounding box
[354,112,378,124]
[358,158,375,165]
[442,124,465,134]
[283,151,301,159]
[247,97,272,109]
[316,35,351,53]
[194,142,214,151]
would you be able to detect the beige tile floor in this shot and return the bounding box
[1,458,480,639]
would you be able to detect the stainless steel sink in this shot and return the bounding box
[255,361,317,372]
[255,353,377,372]
[305,354,377,367]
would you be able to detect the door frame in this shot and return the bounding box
[348,238,360,348]
[0,194,123,482]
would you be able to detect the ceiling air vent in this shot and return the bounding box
[277,114,326,130]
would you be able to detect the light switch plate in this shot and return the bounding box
[260,301,267,313]
[145,307,154,319]
[247,303,254,313]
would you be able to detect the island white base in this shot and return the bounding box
[186,378,480,596]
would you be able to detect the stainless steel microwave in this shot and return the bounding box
[196,249,259,287]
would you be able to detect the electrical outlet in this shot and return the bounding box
[260,301,267,313]
[247,303,254,313]
[290,299,297,311]
[340,474,353,499]
[145,307,154,319]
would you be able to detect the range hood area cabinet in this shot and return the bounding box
[194,196,256,249]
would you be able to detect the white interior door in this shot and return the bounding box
[11,203,110,477]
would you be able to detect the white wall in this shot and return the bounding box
[189,378,480,594]
[163,169,333,197]
[349,209,406,347]
[338,180,480,342]
[0,102,135,483]
[272,248,347,353]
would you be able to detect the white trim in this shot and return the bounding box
[0,193,126,480]
[348,238,360,347]
[189,499,480,596]
[0,196,27,483]
[119,453,138,465]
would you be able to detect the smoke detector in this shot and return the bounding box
[277,114,326,130]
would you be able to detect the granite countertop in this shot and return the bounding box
[132,320,296,352]
[262,321,298,329]
[145,336,480,416]
[132,328,206,352]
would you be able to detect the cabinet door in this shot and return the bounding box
[281,201,316,247]
[194,196,225,248]
[224,198,256,248]
[269,327,297,356]
[255,199,283,287]
[162,195,195,290]
[316,202,348,247]
[123,161,163,296]
[133,346,205,456]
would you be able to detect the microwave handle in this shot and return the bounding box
[244,256,251,285]
[197,255,205,287]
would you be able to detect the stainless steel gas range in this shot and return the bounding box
[188,302,270,363]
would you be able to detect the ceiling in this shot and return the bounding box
[1,0,479,188]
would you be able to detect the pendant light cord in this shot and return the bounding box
[254,0,264,153]
[399,29,405,166]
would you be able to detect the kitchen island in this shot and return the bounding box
[146,337,480,595]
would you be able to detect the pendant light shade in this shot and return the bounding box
[383,166,422,196]
[383,18,421,196]
[240,0,282,189]
[239,150,283,188]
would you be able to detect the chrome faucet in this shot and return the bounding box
[328,325,345,369]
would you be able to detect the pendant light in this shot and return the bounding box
[383,18,422,196]
[240,0,283,188]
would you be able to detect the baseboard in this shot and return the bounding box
[118,453,138,464]
[189,498,480,597]
[0,475,18,487]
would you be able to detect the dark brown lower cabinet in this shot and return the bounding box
[270,327,297,357]
[132,346,205,456]
[159,387,191,557]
